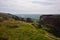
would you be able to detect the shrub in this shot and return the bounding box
[5,21,19,28]
[7,24,18,28]
[12,15,20,20]
[20,18,25,21]
[26,18,33,23]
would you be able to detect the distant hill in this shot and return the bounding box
[0,12,20,20]
[14,14,41,19]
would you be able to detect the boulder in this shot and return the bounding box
[39,15,60,37]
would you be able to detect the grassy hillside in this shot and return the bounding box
[0,13,60,40]
[0,20,60,40]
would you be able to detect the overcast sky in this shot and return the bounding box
[0,0,60,14]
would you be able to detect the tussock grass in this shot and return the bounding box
[0,20,60,40]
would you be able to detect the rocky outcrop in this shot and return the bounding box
[39,15,60,37]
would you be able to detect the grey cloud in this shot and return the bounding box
[0,0,60,14]
[32,1,53,5]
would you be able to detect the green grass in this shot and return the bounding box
[0,20,60,40]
